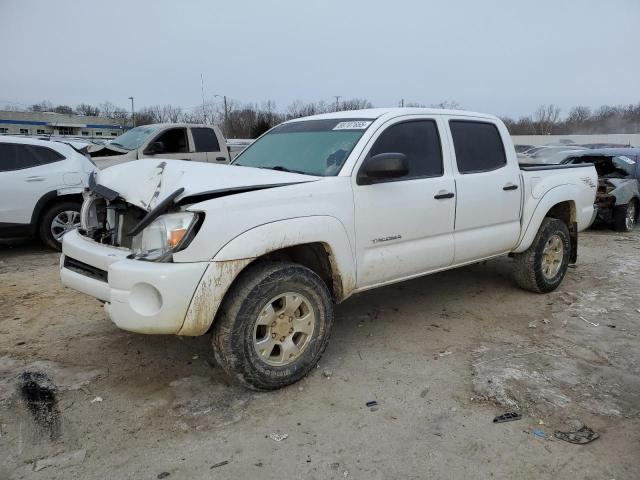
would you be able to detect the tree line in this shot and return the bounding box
[5,99,639,138]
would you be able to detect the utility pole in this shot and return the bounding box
[223,95,228,132]
[334,96,341,111]
[201,73,207,124]
[128,96,135,127]
[400,98,404,108]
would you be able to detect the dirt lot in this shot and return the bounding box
[1,229,639,480]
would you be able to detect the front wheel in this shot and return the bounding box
[38,201,81,251]
[614,199,637,232]
[212,261,334,390]
[513,218,571,293]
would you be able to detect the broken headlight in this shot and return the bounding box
[130,212,199,261]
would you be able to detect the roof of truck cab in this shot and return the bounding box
[287,107,499,122]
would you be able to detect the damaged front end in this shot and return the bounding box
[80,172,202,261]
[595,178,639,223]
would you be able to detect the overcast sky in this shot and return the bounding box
[0,0,638,118]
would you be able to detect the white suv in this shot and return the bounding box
[0,136,97,249]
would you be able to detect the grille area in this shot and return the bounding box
[63,256,108,283]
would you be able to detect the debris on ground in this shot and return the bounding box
[366,400,379,411]
[554,426,600,444]
[438,350,453,357]
[269,432,288,442]
[157,472,170,479]
[528,322,537,328]
[210,460,229,469]
[579,316,600,327]
[533,429,547,439]
[322,369,332,379]
[90,396,103,403]
[492,412,522,423]
[542,319,550,324]
[33,449,86,471]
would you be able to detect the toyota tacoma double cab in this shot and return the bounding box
[59,108,597,389]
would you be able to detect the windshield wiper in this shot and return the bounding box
[110,142,128,149]
[263,165,309,175]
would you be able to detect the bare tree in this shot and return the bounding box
[76,103,101,116]
[29,100,53,112]
[534,104,561,134]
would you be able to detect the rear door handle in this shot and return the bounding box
[434,191,455,199]
[503,183,518,191]
[26,176,45,182]
[215,156,226,162]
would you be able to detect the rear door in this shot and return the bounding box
[352,117,456,288]
[0,143,66,225]
[446,119,522,263]
[190,127,228,163]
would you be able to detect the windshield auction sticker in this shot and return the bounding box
[333,121,372,130]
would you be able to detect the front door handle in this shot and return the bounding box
[503,183,518,191]
[434,191,455,199]
[215,156,226,162]
[26,176,45,182]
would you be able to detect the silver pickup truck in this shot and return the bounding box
[89,123,230,169]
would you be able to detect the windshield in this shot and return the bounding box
[233,119,373,176]
[110,125,160,151]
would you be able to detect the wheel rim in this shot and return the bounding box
[253,292,316,367]
[626,203,636,230]
[541,234,564,279]
[51,210,80,242]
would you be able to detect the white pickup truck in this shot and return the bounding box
[60,108,597,390]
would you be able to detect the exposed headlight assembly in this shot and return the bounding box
[130,212,200,261]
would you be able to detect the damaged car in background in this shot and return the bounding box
[562,148,640,231]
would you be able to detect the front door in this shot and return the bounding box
[353,118,456,289]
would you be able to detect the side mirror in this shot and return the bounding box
[143,141,165,155]
[358,153,409,185]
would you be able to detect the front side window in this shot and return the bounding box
[0,143,64,172]
[191,127,220,152]
[450,120,506,174]
[366,120,443,180]
[234,119,372,176]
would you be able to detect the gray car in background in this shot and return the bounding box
[562,148,640,231]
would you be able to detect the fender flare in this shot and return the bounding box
[178,216,356,336]
[513,184,579,253]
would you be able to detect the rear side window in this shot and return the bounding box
[191,127,221,152]
[0,143,65,172]
[368,120,443,180]
[450,120,506,174]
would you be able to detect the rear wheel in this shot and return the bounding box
[614,199,637,232]
[212,261,334,390]
[513,218,571,293]
[38,201,81,251]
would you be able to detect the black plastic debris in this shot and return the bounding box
[210,460,229,469]
[366,400,379,411]
[554,426,599,444]
[493,412,522,423]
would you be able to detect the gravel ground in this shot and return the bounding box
[1,229,639,479]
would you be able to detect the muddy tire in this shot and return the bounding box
[613,199,637,232]
[38,201,82,251]
[212,261,334,390]
[513,218,571,293]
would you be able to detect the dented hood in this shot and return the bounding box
[95,159,318,210]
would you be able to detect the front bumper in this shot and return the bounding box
[60,229,208,334]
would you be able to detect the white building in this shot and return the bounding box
[0,110,126,138]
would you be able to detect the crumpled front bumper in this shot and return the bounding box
[60,229,208,334]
